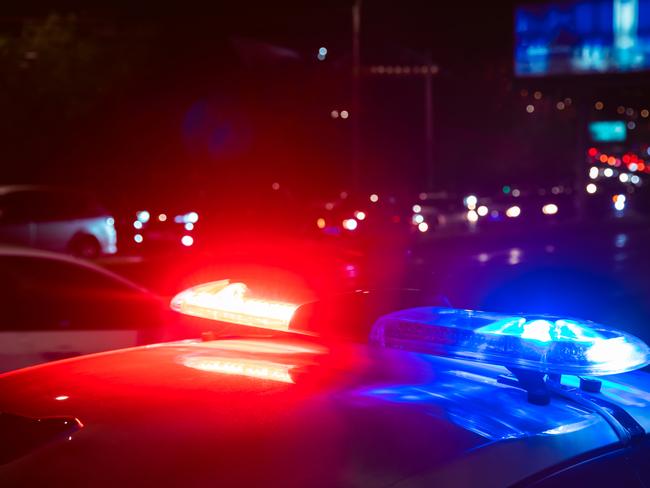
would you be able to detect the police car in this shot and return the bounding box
[1,280,649,487]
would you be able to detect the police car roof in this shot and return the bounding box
[2,336,649,487]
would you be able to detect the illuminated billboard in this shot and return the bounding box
[588,120,627,141]
[515,0,650,77]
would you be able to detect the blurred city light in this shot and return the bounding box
[413,214,424,224]
[181,235,194,247]
[316,218,326,229]
[330,110,339,119]
[369,193,379,203]
[586,183,598,194]
[604,168,614,178]
[542,203,558,215]
[136,210,150,223]
[619,173,630,183]
[614,194,626,211]
[589,167,599,179]
[354,210,366,220]
[317,46,327,61]
[272,182,280,190]
[464,195,478,208]
[526,104,535,113]
[467,210,479,222]
[412,204,422,213]
[506,205,521,218]
[133,220,143,229]
[512,189,521,197]
[477,205,488,217]
[158,213,167,222]
[185,223,194,231]
[134,234,143,243]
[340,110,350,119]
[343,218,358,231]
[418,222,429,233]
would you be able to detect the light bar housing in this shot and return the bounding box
[170,280,298,331]
[370,307,650,376]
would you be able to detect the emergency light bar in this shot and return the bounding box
[370,307,650,376]
[170,280,298,331]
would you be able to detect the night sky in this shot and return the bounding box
[1,1,632,208]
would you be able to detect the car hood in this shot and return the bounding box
[0,337,647,487]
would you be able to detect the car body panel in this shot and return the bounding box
[1,337,644,487]
[0,246,165,372]
[0,186,117,256]
[34,217,117,255]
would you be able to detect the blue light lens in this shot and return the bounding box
[370,307,650,376]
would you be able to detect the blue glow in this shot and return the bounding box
[370,307,650,376]
[589,121,627,142]
[516,0,650,77]
[477,317,603,344]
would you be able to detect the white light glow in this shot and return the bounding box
[467,210,479,222]
[542,203,558,215]
[170,281,298,331]
[506,206,521,218]
[343,218,358,231]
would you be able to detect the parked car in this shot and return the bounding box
[0,186,117,258]
[0,246,168,372]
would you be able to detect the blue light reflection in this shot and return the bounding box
[351,360,603,441]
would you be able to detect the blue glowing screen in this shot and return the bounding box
[516,0,650,76]
[589,120,628,141]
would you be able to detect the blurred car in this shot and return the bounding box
[0,246,168,372]
[0,186,117,258]
[1,282,649,486]
[122,209,198,254]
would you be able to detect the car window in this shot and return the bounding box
[0,190,107,223]
[0,256,161,331]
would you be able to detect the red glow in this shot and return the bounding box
[608,156,616,166]
[588,147,598,157]
[599,154,608,163]
[623,155,631,164]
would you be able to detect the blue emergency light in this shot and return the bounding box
[370,307,650,377]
